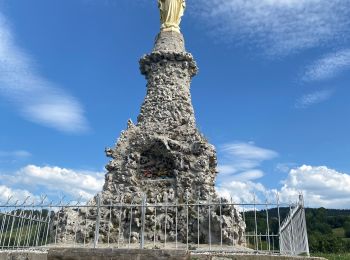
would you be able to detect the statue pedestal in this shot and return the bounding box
[154,31,185,53]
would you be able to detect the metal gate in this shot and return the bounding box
[280,195,309,256]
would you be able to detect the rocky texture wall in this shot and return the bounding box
[52,31,246,247]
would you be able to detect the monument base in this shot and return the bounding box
[0,248,326,260]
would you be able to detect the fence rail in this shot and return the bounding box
[0,193,309,256]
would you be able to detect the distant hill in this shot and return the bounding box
[305,208,350,253]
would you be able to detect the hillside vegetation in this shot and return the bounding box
[245,207,350,254]
[306,208,350,253]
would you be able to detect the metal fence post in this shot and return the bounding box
[44,203,52,246]
[277,192,281,253]
[186,190,189,250]
[289,205,294,255]
[164,193,167,248]
[253,194,258,251]
[265,199,270,252]
[7,203,18,248]
[154,204,157,248]
[231,197,235,249]
[197,192,200,249]
[94,194,101,248]
[108,200,112,247]
[140,195,146,249]
[175,199,178,249]
[300,194,310,257]
[208,194,211,251]
[219,197,223,249]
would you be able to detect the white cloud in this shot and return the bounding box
[2,163,349,209]
[4,165,105,201]
[280,165,350,209]
[221,142,278,161]
[217,142,278,182]
[295,89,333,108]
[216,142,278,206]
[191,0,350,56]
[0,185,36,204]
[217,180,268,205]
[217,164,350,209]
[303,49,350,82]
[0,150,31,158]
[229,170,264,182]
[275,162,297,173]
[0,12,89,133]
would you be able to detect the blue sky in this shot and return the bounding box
[0,0,350,208]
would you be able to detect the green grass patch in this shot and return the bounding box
[313,253,350,260]
[333,228,345,238]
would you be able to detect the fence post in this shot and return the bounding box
[108,200,112,247]
[94,194,101,248]
[186,190,189,250]
[0,211,7,247]
[164,193,167,248]
[265,199,270,252]
[44,204,52,246]
[197,193,200,249]
[277,192,281,254]
[208,194,211,251]
[300,194,310,257]
[219,197,223,249]
[253,194,258,251]
[140,195,146,249]
[289,205,294,255]
[175,199,178,249]
[154,204,157,248]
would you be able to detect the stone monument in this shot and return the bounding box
[53,0,246,247]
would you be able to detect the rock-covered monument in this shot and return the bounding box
[53,0,246,246]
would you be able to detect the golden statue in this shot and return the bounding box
[158,0,186,33]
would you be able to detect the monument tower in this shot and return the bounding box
[104,0,215,208]
[54,0,246,246]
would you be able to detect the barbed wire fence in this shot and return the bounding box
[0,192,309,256]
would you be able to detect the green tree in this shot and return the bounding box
[344,221,350,238]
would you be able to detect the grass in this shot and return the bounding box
[333,228,345,238]
[313,253,350,260]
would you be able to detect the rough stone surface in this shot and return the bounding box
[52,31,246,247]
[0,251,47,260]
[48,248,190,260]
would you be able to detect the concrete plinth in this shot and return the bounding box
[0,249,327,260]
[48,248,190,260]
[191,253,326,260]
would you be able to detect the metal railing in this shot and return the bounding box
[280,195,310,256]
[0,196,51,249]
[0,193,309,256]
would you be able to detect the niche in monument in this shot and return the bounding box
[139,141,176,180]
